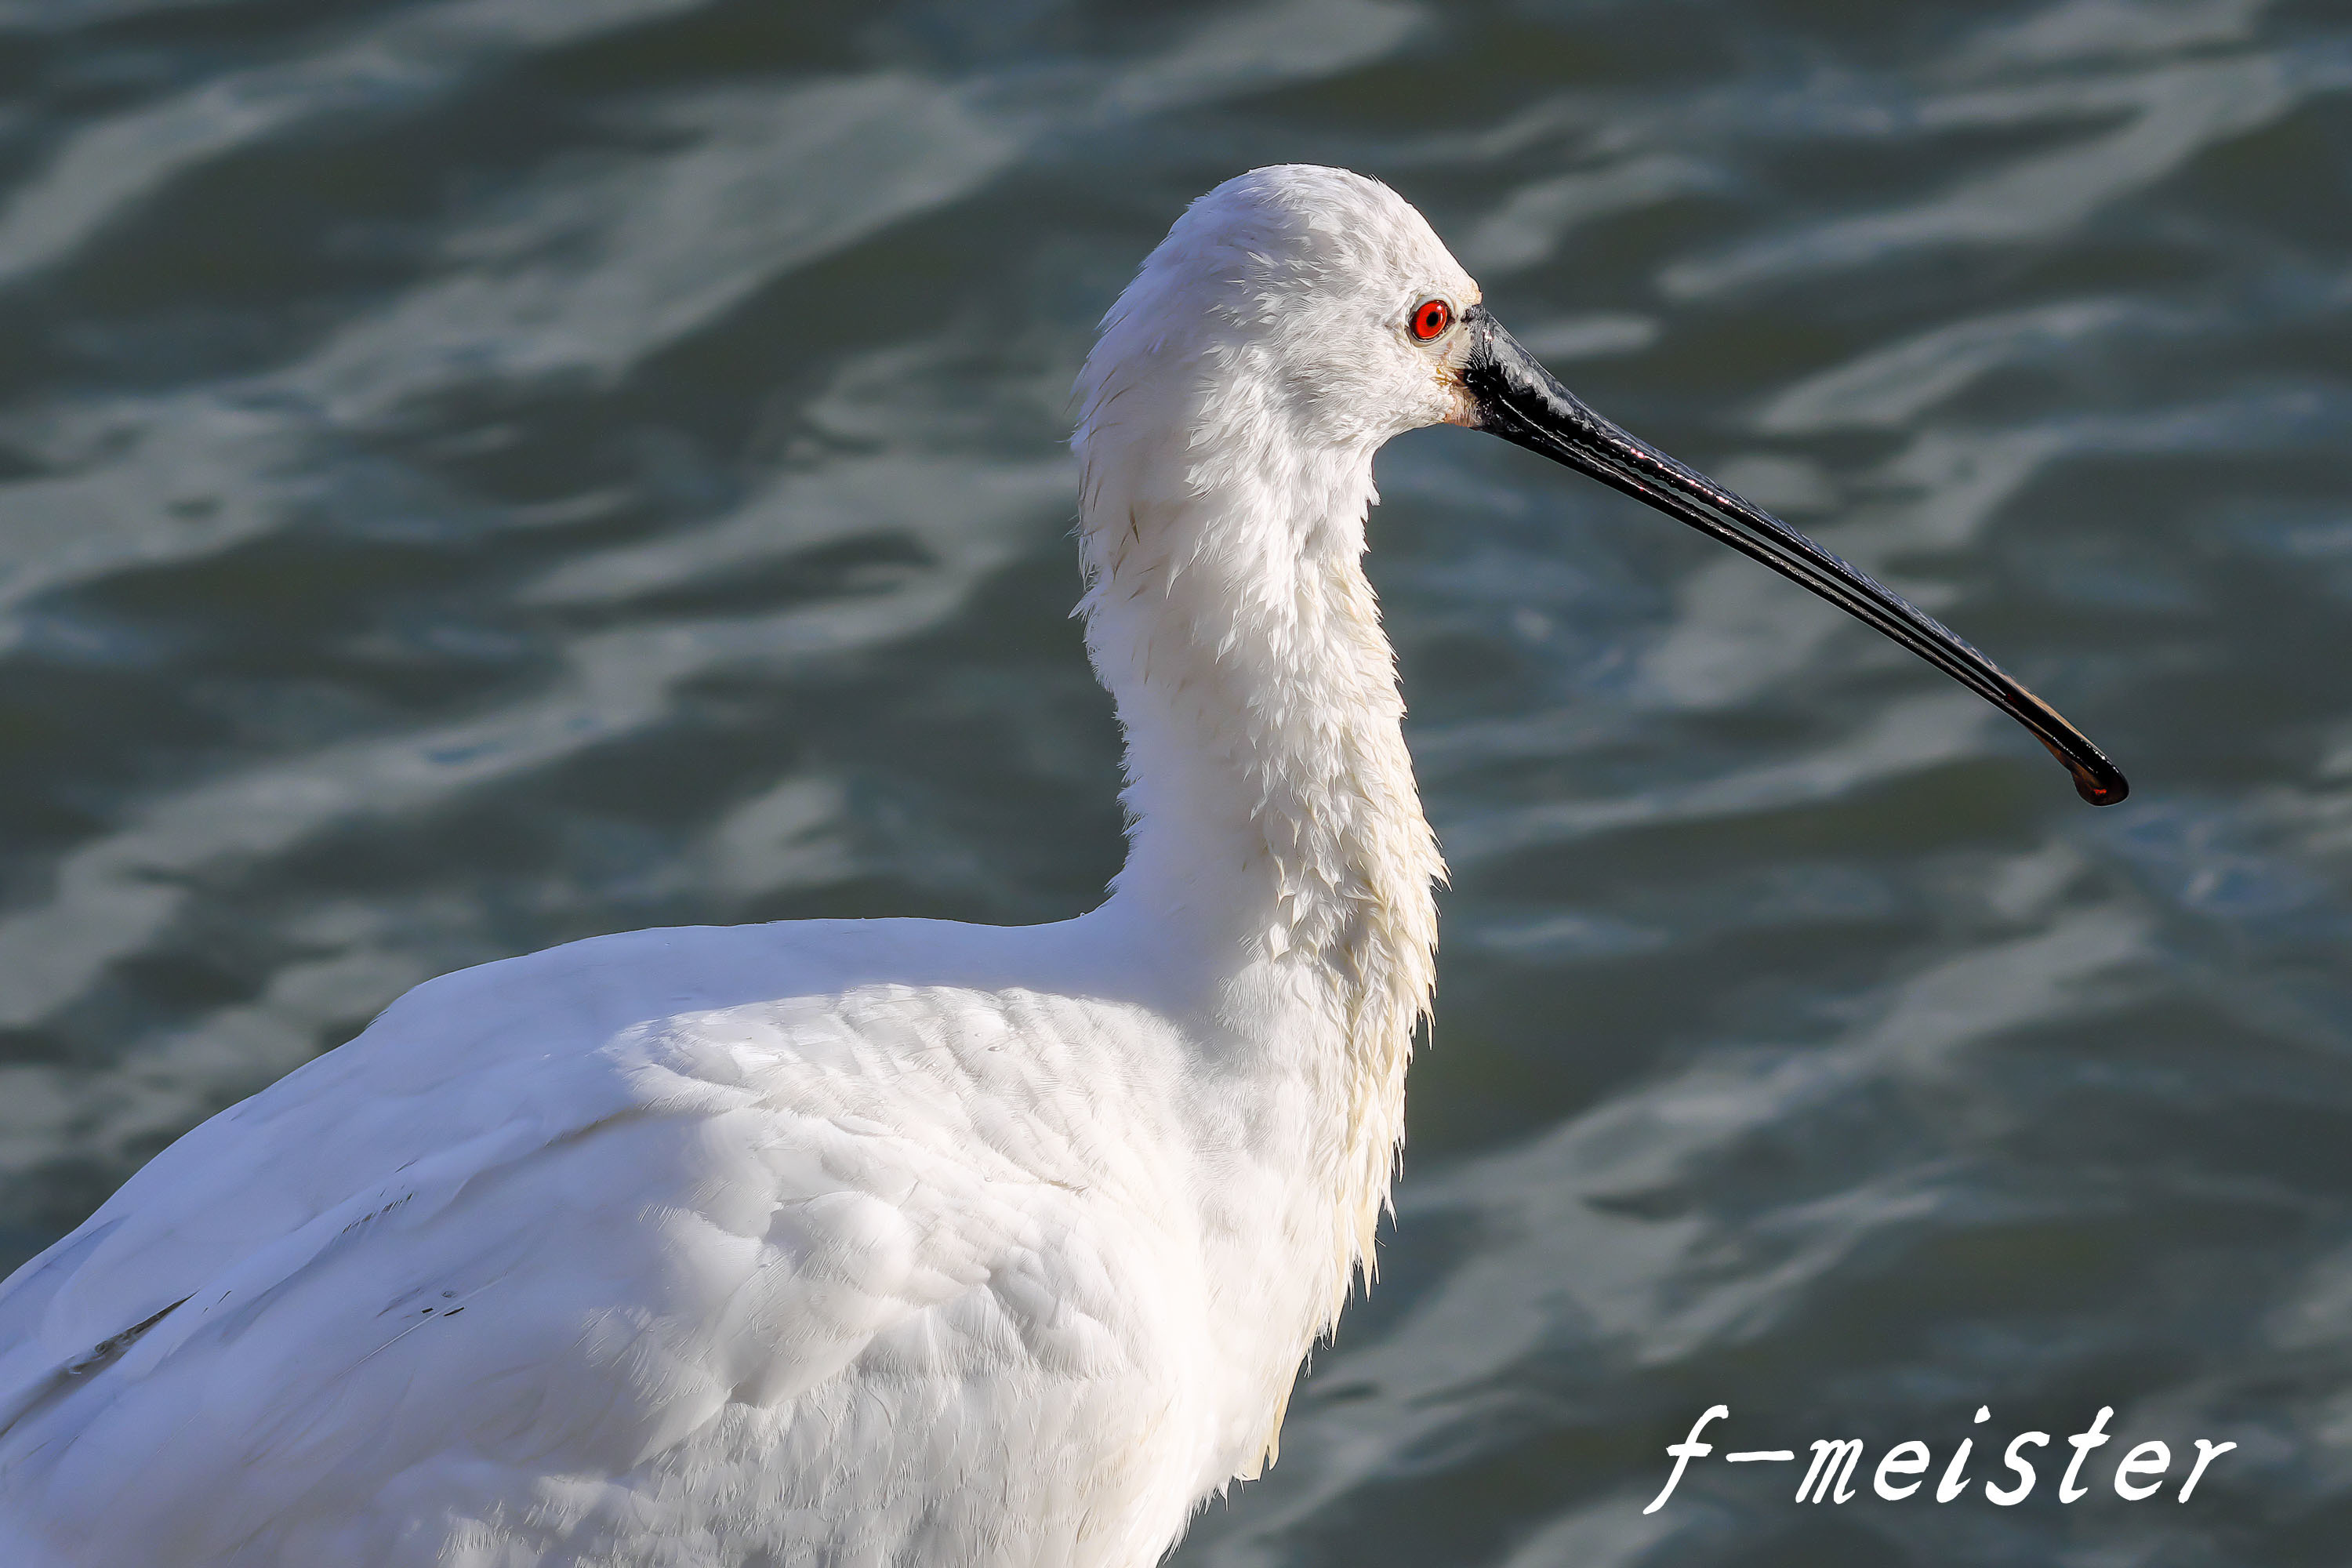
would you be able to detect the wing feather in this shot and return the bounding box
[0,920,1198,1566]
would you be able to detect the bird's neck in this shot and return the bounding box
[1076,411,1443,1322]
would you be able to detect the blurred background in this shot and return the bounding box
[0,0,2347,1563]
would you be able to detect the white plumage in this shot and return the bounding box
[0,165,1463,1566]
[0,161,2123,1566]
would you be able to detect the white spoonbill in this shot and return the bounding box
[0,165,2125,1567]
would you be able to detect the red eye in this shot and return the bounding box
[1409,298,1453,342]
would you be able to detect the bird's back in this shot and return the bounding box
[0,915,1218,1567]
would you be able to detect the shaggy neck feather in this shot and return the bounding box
[1075,400,1443,1344]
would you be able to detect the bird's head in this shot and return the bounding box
[1076,165,2127,807]
[1080,164,1481,452]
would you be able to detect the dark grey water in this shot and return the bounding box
[1,1,2347,1563]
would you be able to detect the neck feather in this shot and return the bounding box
[1074,401,1444,1319]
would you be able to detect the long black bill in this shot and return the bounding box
[1460,307,2126,807]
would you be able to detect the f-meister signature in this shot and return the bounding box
[1645,1406,2236,1512]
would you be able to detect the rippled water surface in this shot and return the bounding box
[2,1,2350,1563]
